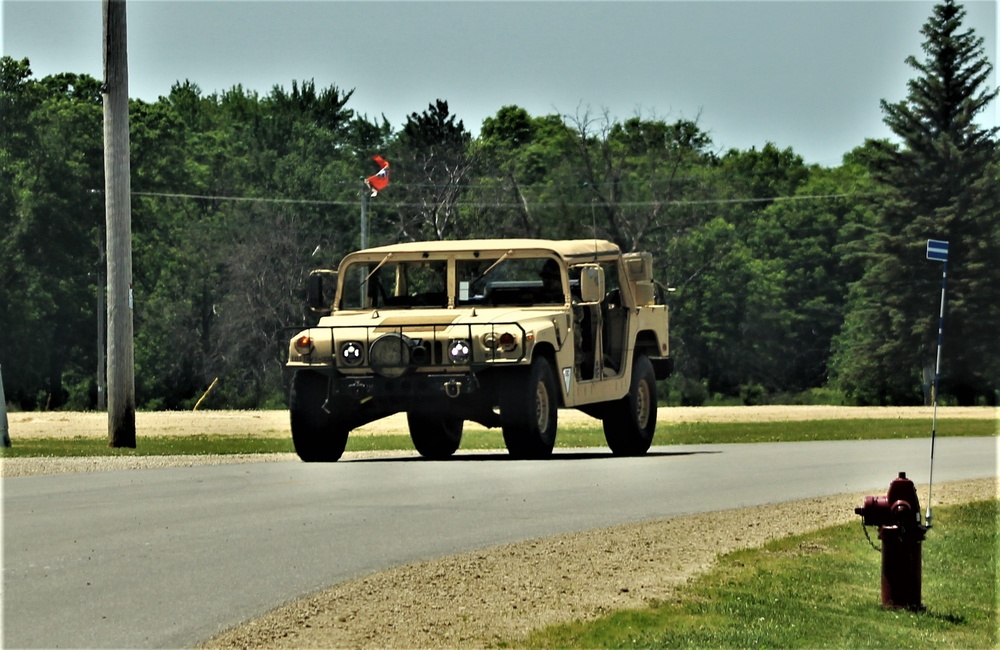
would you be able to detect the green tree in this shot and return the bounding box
[0,60,104,408]
[666,217,787,396]
[744,158,877,391]
[474,106,584,238]
[389,100,475,241]
[832,0,999,405]
[129,80,363,408]
[563,110,715,251]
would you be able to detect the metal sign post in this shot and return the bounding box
[924,239,949,528]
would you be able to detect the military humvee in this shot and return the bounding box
[286,239,671,461]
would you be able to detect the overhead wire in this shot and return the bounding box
[131,189,874,208]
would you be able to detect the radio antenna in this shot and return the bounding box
[924,239,949,529]
[591,198,598,260]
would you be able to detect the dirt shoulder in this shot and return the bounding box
[6,405,996,439]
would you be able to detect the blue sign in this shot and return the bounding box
[926,239,949,262]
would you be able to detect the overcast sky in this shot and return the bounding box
[3,0,997,165]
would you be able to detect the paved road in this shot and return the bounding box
[3,436,996,649]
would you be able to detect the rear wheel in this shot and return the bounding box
[407,411,464,459]
[500,357,558,459]
[603,355,657,456]
[289,370,350,462]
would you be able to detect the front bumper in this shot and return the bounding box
[333,371,484,401]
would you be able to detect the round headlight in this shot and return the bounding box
[339,341,364,366]
[369,333,413,378]
[449,339,471,364]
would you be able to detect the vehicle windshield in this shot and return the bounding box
[456,256,564,306]
[340,260,448,309]
[338,256,567,309]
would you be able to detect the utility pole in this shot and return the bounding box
[97,223,106,411]
[103,0,135,447]
[360,180,370,249]
[358,183,370,306]
[1,364,11,448]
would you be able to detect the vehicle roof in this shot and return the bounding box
[353,238,622,260]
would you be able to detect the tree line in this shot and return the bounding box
[1,0,996,411]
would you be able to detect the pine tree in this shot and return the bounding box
[833,0,999,405]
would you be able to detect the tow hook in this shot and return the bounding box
[348,380,369,400]
[444,379,462,398]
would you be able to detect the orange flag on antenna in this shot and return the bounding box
[366,155,390,196]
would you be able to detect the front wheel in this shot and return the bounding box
[500,357,558,459]
[603,355,657,456]
[289,370,350,462]
[407,411,463,459]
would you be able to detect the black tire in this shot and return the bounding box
[289,370,350,462]
[500,357,558,459]
[603,355,657,456]
[407,411,464,459]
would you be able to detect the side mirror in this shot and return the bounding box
[578,264,605,304]
[307,269,337,314]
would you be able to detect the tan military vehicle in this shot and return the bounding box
[286,239,671,461]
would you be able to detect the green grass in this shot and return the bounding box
[521,499,999,649]
[0,435,296,457]
[654,418,996,445]
[1,418,993,458]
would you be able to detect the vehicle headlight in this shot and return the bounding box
[482,331,518,352]
[369,333,413,378]
[339,341,364,366]
[449,339,471,364]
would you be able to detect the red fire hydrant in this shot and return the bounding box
[855,471,927,610]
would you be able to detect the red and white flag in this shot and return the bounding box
[366,155,390,196]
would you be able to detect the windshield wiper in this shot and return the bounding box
[468,250,513,290]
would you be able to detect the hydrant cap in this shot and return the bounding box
[886,472,921,518]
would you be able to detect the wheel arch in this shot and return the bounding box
[635,330,672,380]
[529,341,563,406]
[634,330,662,357]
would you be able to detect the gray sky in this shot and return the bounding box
[3,0,997,165]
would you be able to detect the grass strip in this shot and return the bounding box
[0,435,296,458]
[522,499,998,649]
[652,417,996,445]
[0,419,993,458]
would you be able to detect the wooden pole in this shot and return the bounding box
[359,183,370,305]
[1,364,11,448]
[360,181,370,249]
[97,224,106,411]
[103,0,136,447]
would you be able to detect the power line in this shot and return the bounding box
[132,190,873,208]
[131,191,353,206]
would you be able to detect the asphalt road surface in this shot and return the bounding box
[3,436,996,649]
